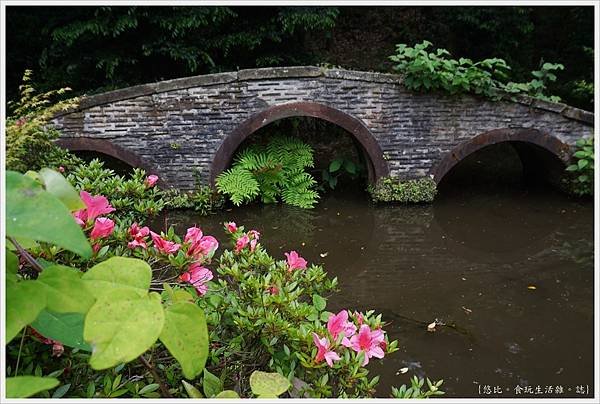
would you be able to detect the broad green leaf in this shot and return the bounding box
[329,159,342,173]
[31,310,92,351]
[37,265,95,313]
[6,248,18,276]
[344,160,357,174]
[249,371,291,398]
[566,164,579,172]
[312,294,326,311]
[159,302,209,379]
[84,289,164,370]
[6,376,59,398]
[6,171,92,258]
[39,168,85,211]
[52,383,71,398]
[216,390,240,398]
[578,159,589,169]
[82,257,151,299]
[574,150,588,159]
[182,380,203,398]
[6,280,47,342]
[173,290,195,302]
[203,368,223,398]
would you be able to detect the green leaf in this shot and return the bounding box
[249,371,291,398]
[216,390,240,398]
[52,383,71,398]
[138,383,160,395]
[6,248,18,276]
[578,159,589,169]
[36,265,95,313]
[566,164,579,172]
[312,294,326,311]
[203,368,223,398]
[159,302,209,379]
[84,289,164,370]
[182,380,203,398]
[6,171,92,258]
[344,160,357,174]
[6,376,59,398]
[82,257,151,299]
[39,168,85,211]
[329,159,342,173]
[31,310,92,351]
[6,280,47,342]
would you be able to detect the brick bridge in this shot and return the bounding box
[53,66,594,189]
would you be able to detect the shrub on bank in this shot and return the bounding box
[563,136,594,197]
[5,168,443,398]
[368,177,438,203]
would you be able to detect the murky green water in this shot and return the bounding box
[160,185,594,398]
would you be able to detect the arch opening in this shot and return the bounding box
[431,128,571,191]
[209,102,389,185]
[56,137,158,177]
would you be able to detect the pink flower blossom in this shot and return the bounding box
[268,285,279,295]
[327,310,357,341]
[185,226,219,259]
[250,239,258,252]
[225,222,237,233]
[90,217,115,240]
[58,166,65,173]
[127,223,150,249]
[150,231,181,254]
[80,191,115,223]
[73,209,87,227]
[145,175,159,187]
[285,251,307,271]
[248,229,260,240]
[180,263,214,296]
[235,234,250,253]
[312,333,341,367]
[348,324,386,366]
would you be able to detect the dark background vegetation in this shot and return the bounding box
[6,6,594,110]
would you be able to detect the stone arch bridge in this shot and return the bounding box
[53,66,594,190]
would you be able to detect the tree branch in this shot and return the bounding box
[138,355,172,398]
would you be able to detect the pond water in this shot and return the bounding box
[159,184,594,398]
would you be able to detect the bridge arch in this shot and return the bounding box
[56,137,159,176]
[209,102,390,184]
[430,128,572,184]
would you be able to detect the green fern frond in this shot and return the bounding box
[216,167,260,206]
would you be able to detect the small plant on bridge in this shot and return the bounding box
[216,136,319,208]
[389,40,563,102]
[564,136,594,197]
[368,177,437,204]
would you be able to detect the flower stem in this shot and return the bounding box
[8,236,44,272]
[138,355,172,398]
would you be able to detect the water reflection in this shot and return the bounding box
[160,187,594,397]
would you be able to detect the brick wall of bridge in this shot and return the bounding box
[53,67,593,189]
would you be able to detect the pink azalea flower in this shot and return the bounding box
[73,209,87,227]
[285,251,307,271]
[189,236,219,259]
[250,239,258,252]
[58,166,65,173]
[150,231,181,254]
[248,229,260,240]
[80,191,115,223]
[268,285,279,295]
[180,263,214,296]
[90,217,115,240]
[328,310,357,341]
[312,333,341,367]
[184,226,203,245]
[145,175,159,187]
[225,222,237,233]
[127,223,150,249]
[235,234,250,253]
[348,324,386,366]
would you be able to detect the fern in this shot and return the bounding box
[215,136,319,208]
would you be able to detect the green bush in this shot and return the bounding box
[216,136,319,208]
[163,187,225,215]
[389,40,563,102]
[564,136,594,197]
[6,70,81,173]
[368,177,437,203]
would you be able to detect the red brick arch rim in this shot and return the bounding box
[429,128,572,184]
[56,137,162,181]
[209,102,390,185]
